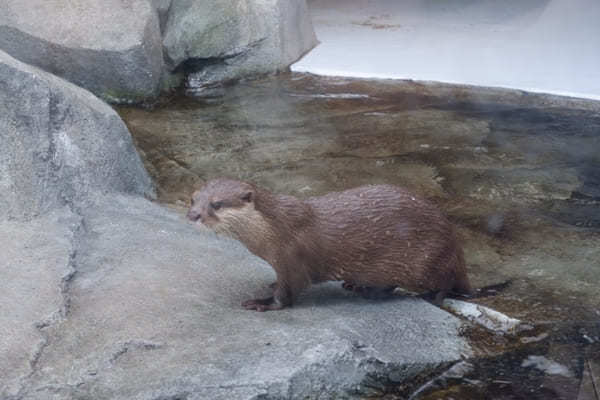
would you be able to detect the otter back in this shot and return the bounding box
[305,185,469,294]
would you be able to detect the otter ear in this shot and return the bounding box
[241,191,253,203]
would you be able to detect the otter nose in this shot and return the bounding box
[187,209,202,222]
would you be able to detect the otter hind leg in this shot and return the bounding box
[433,290,448,306]
[419,290,449,306]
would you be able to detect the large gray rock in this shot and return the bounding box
[0,0,163,103]
[163,0,317,89]
[0,50,154,221]
[3,194,469,400]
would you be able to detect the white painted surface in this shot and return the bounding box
[293,0,600,100]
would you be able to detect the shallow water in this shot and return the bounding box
[117,73,600,399]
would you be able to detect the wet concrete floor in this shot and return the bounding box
[117,73,600,399]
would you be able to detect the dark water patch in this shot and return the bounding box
[431,101,600,175]
[400,322,600,400]
[431,100,600,137]
[576,164,600,200]
[540,198,600,230]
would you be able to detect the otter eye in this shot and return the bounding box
[210,201,223,210]
[241,192,252,202]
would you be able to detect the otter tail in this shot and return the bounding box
[452,247,474,296]
[448,239,513,299]
[453,274,474,296]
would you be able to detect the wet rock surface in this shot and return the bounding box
[118,73,600,398]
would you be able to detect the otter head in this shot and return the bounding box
[187,179,257,238]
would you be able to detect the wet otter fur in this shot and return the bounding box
[187,179,473,311]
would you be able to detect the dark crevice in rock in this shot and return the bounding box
[173,56,228,75]
[58,210,84,319]
[171,38,269,94]
[109,340,165,364]
[47,91,72,208]
[157,1,173,36]
[232,37,268,59]
[172,56,233,97]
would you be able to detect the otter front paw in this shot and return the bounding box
[242,297,285,312]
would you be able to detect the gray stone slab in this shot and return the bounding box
[11,194,468,399]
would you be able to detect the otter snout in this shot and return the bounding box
[187,208,202,222]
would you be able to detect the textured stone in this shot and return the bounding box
[0,50,154,221]
[163,0,317,88]
[0,0,163,103]
[3,194,469,400]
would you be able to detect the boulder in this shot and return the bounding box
[163,0,318,89]
[0,50,154,221]
[0,0,163,103]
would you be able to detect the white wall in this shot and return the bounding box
[293,0,600,100]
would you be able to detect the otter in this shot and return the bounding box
[187,179,472,311]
